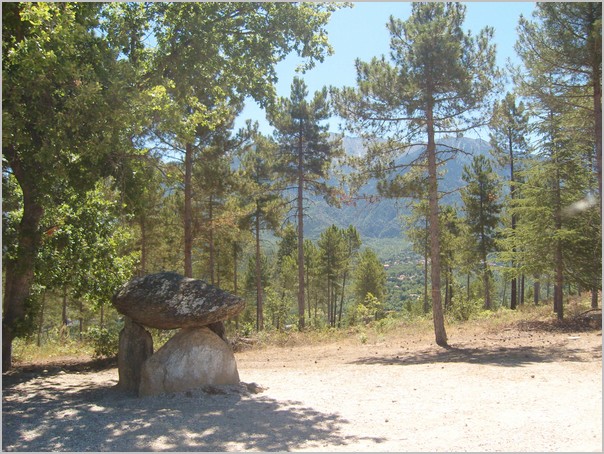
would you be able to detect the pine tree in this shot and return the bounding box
[237,133,285,331]
[334,2,499,346]
[515,3,602,318]
[353,248,387,306]
[461,155,502,309]
[489,93,530,309]
[268,77,343,330]
[516,3,601,213]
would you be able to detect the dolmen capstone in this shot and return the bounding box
[112,272,245,396]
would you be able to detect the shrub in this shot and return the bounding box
[85,325,120,358]
[447,297,484,322]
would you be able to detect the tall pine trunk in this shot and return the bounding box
[553,164,564,320]
[255,205,264,331]
[509,129,518,310]
[590,5,602,217]
[208,195,215,284]
[184,143,193,278]
[296,127,306,330]
[423,215,430,314]
[139,215,147,276]
[426,104,447,347]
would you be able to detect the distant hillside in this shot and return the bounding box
[304,136,495,240]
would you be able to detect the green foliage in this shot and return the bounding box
[347,292,384,326]
[353,248,387,305]
[447,297,484,322]
[264,287,292,330]
[84,325,120,359]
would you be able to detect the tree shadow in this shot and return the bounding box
[349,343,600,368]
[2,377,379,451]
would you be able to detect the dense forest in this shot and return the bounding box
[2,2,601,370]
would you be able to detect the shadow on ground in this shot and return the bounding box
[350,341,601,368]
[2,377,371,452]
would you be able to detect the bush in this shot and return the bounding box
[85,325,120,358]
[447,297,484,322]
[347,293,385,326]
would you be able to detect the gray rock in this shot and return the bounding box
[116,317,153,394]
[112,272,245,330]
[139,327,240,397]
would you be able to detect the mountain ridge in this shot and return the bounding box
[304,136,496,240]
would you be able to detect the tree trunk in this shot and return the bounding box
[553,163,564,320]
[423,215,430,314]
[61,286,69,330]
[591,9,602,217]
[306,256,312,320]
[255,206,263,331]
[37,290,47,348]
[520,274,525,306]
[2,148,46,371]
[509,126,518,310]
[533,277,540,305]
[444,272,450,310]
[233,242,239,295]
[233,242,239,331]
[297,129,306,331]
[426,105,447,347]
[338,271,348,327]
[209,195,215,285]
[510,276,517,310]
[216,248,220,288]
[140,215,147,276]
[483,267,491,310]
[479,183,491,310]
[591,287,599,309]
[79,299,83,341]
[184,143,193,278]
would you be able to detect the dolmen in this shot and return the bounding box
[112,272,245,397]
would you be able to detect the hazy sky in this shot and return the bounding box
[235,1,536,136]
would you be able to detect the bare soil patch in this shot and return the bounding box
[2,319,602,452]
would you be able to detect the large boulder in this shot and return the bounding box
[139,327,240,397]
[112,272,245,330]
[116,317,154,393]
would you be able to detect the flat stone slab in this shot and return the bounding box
[112,272,245,330]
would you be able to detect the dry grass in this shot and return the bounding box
[233,295,601,352]
[10,294,601,365]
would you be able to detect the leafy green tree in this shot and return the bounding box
[489,93,530,309]
[334,2,499,346]
[268,77,344,330]
[148,2,341,278]
[2,3,142,370]
[461,155,502,309]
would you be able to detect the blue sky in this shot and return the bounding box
[235,1,536,136]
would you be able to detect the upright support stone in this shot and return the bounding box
[117,316,153,394]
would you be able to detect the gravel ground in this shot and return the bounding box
[2,325,602,452]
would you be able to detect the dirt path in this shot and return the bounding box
[2,326,602,452]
